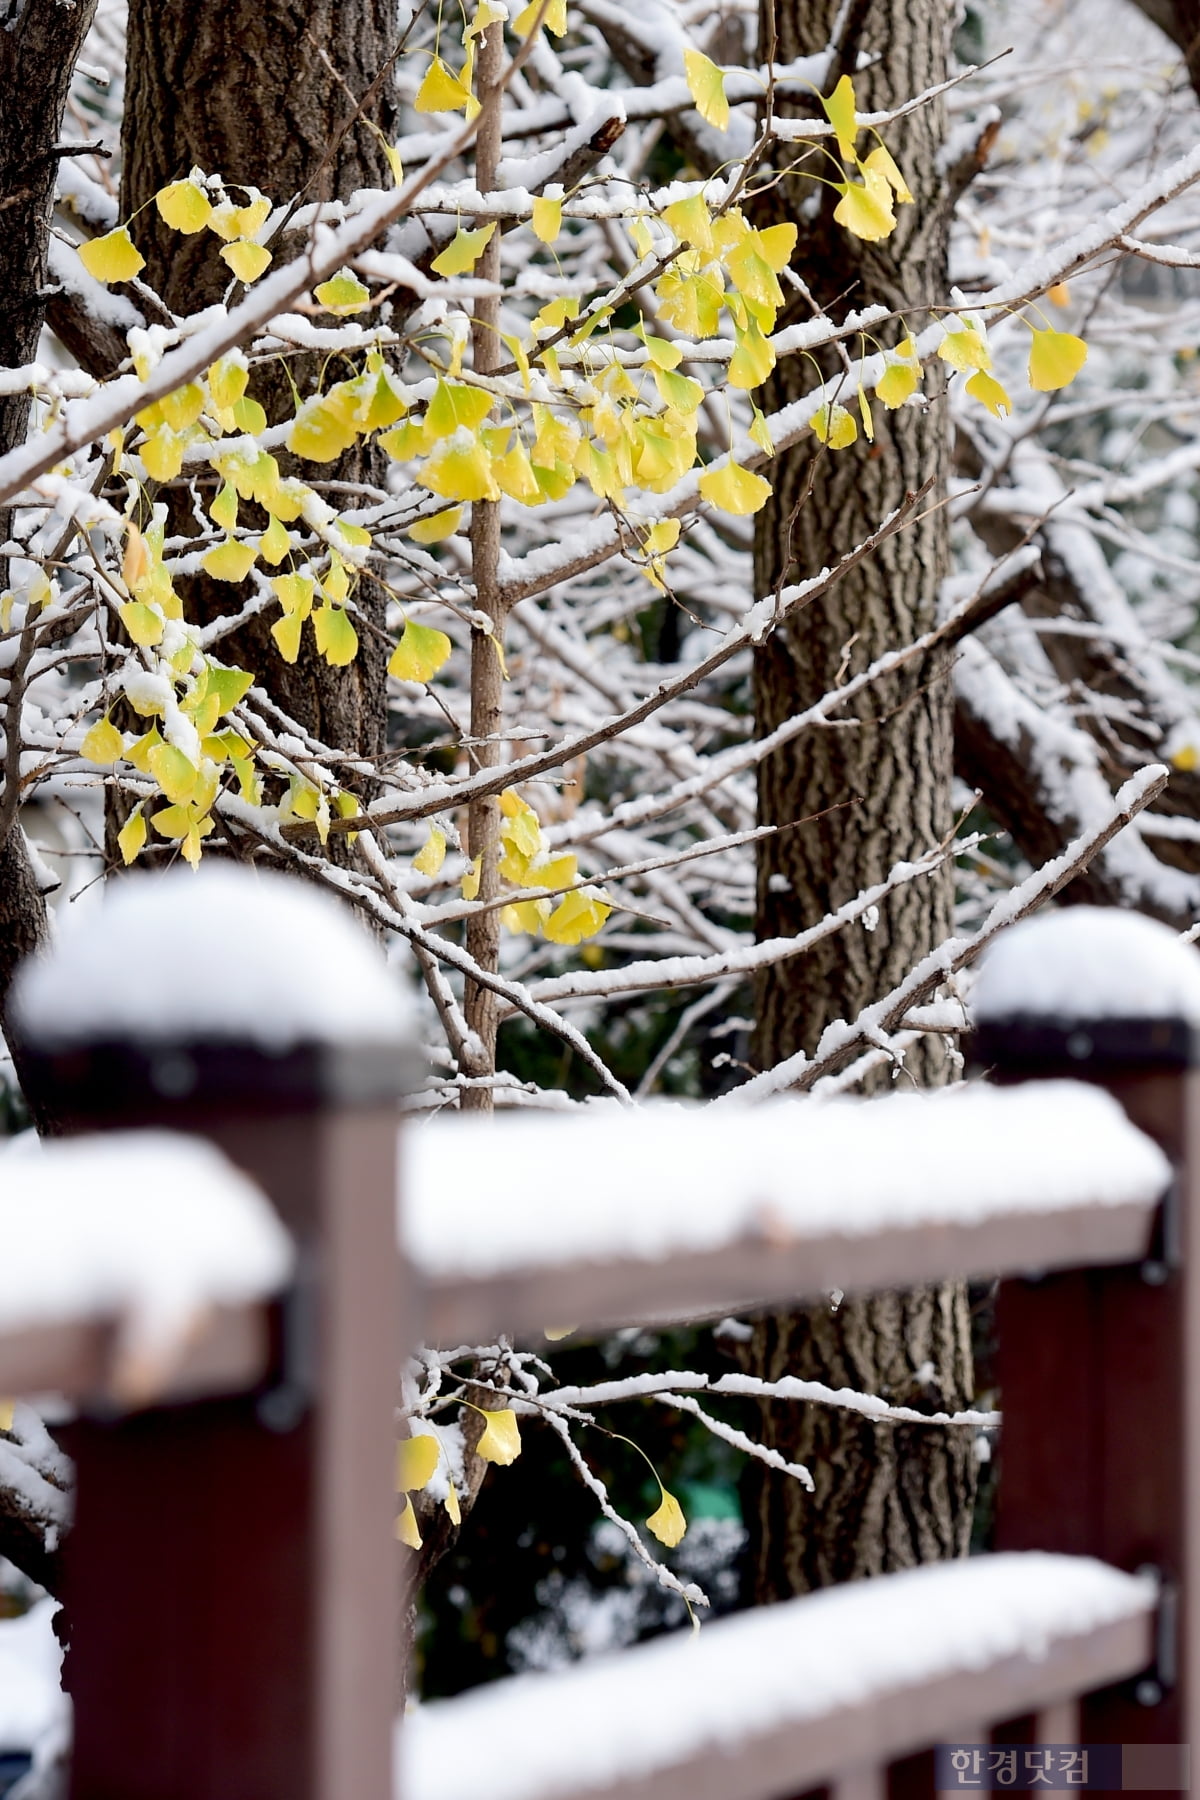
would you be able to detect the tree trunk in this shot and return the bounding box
[743,0,975,1601]
[114,0,398,859]
[0,0,100,1119]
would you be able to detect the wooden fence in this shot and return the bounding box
[1,895,1196,1800]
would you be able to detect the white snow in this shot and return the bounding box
[973,906,1200,1024]
[0,1600,68,1763]
[400,1554,1154,1800]
[13,863,414,1051]
[403,1081,1168,1280]
[0,1130,293,1374]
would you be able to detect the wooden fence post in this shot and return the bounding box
[13,868,414,1800]
[971,911,1200,1788]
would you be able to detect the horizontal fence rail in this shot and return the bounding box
[404,1081,1169,1341]
[401,1556,1155,1800]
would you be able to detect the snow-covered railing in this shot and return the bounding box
[4,883,1198,1800]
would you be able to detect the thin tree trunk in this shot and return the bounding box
[743,0,975,1600]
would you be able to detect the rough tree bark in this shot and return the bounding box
[0,0,102,1582]
[113,0,400,860]
[742,0,975,1599]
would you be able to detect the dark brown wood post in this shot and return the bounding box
[13,871,414,1800]
[971,913,1200,1791]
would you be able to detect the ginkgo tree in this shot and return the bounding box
[1,0,1196,1635]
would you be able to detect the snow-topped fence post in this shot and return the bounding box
[972,908,1200,1768]
[11,865,416,1800]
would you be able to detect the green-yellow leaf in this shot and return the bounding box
[728,319,775,390]
[822,75,859,161]
[160,381,205,432]
[662,192,714,254]
[683,48,730,131]
[543,887,611,944]
[156,179,213,234]
[531,195,563,243]
[78,227,145,285]
[396,1496,422,1548]
[646,1486,687,1548]
[966,369,1013,417]
[476,1408,521,1465]
[118,806,147,866]
[396,1434,440,1492]
[876,358,920,409]
[939,324,991,373]
[148,742,198,805]
[833,173,895,242]
[811,401,858,448]
[1027,327,1088,392]
[271,611,304,663]
[514,0,568,33]
[120,600,164,647]
[749,406,775,458]
[313,604,359,667]
[232,396,268,434]
[259,512,291,564]
[314,269,371,314]
[431,223,497,276]
[409,505,463,544]
[697,460,771,516]
[389,620,453,684]
[220,239,272,283]
[202,539,257,583]
[211,483,238,534]
[414,826,447,877]
[81,716,125,764]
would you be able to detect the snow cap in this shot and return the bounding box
[973,906,1200,1025]
[13,862,415,1052]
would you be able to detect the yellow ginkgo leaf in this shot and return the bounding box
[749,407,775,457]
[811,402,858,448]
[0,1401,13,1434]
[966,370,1012,418]
[697,460,772,516]
[728,319,775,390]
[78,227,145,285]
[415,55,472,113]
[314,269,371,314]
[876,358,920,410]
[531,195,563,243]
[156,179,213,234]
[822,75,859,161]
[431,223,497,277]
[833,174,895,242]
[208,195,271,241]
[862,143,913,205]
[81,716,125,765]
[461,853,482,900]
[644,518,681,554]
[857,382,875,443]
[938,323,991,373]
[514,0,568,33]
[662,192,714,254]
[396,1433,440,1492]
[409,505,463,544]
[220,239,272,283]
[271,611,304,663]
[120,600,164,647]
[160,381,206,433]
[118,806,147,866]
[203,539,257,583]
[414,826,447,877]
[288,397,358,463]
[208,355,249,411]
[271,572,316,618]
[148,742,198,805]
[210,482,238,534]
[646,1487,687,1548]
[389,620,453,683]
[476,1408,521,1465]
[683,48,730,131]
[259,513,291,564]
[313,605,359,667]
[396,1496,423,1549]
[1047,281,1071,308]
[543,887,610,944]
[1027,326,1088,391]
[445,1480,462,1526]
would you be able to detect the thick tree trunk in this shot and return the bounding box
[743,0,974,1601]
[114,0,398,859]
